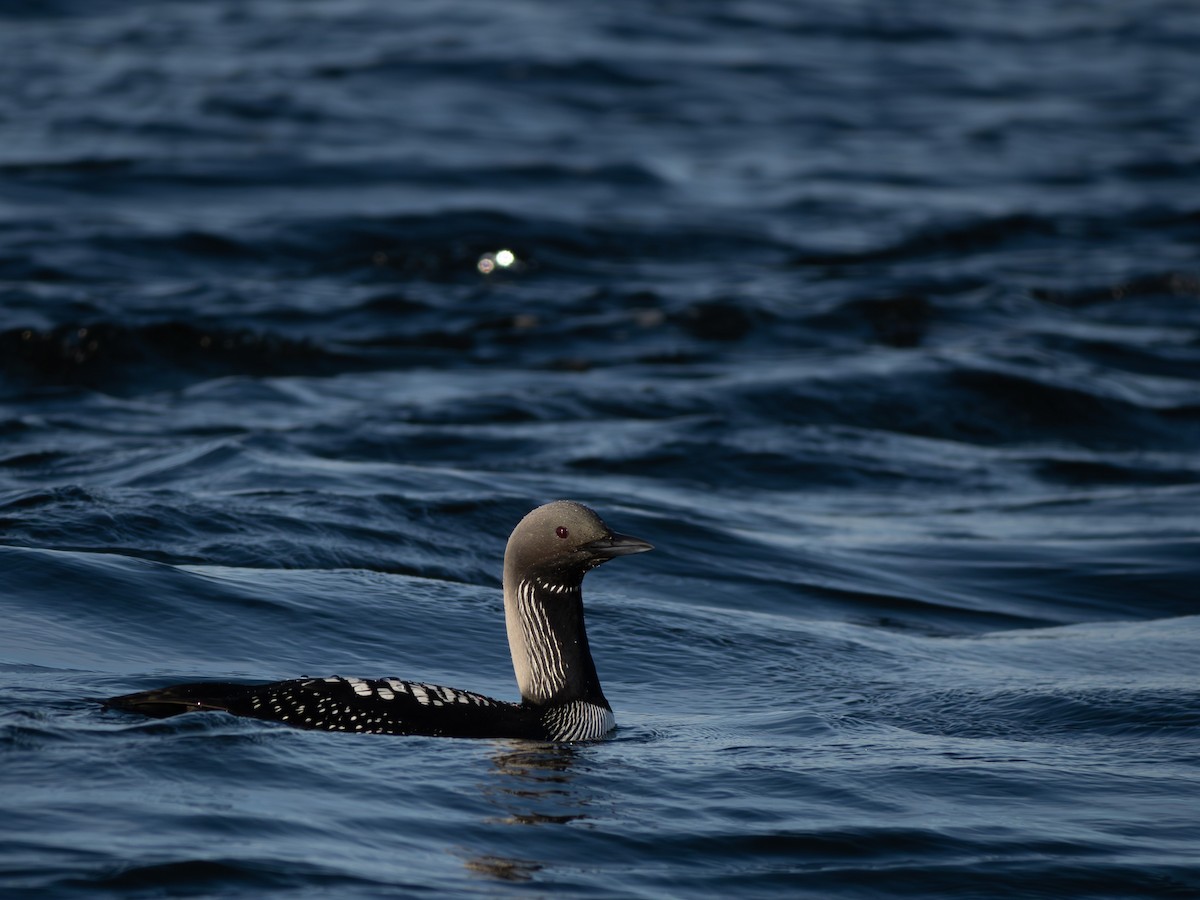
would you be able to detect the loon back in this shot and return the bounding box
[102,501,652,742]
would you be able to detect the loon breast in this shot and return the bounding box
[101,501,651,742]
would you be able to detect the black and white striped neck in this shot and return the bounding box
[507,576,609,711]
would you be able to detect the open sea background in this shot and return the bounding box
[2,1,1199,897]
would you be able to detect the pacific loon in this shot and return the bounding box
[103,501,652,741]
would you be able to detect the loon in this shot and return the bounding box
[103,501,652,741]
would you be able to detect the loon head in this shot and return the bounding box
[502,501,652,707]
[504,500,653,589]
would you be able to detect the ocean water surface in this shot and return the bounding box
[2,1,1199,897]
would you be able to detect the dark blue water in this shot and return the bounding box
[3,1,1200,897]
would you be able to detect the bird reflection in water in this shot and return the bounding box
[486,742,587,826]
[461,741,590,882]
[463,855,543,882]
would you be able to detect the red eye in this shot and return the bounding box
[555,526,569,539]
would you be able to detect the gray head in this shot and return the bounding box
[502,501,652,706]
[504,500,652,590]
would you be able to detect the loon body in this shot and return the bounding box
[103,501,652,741]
